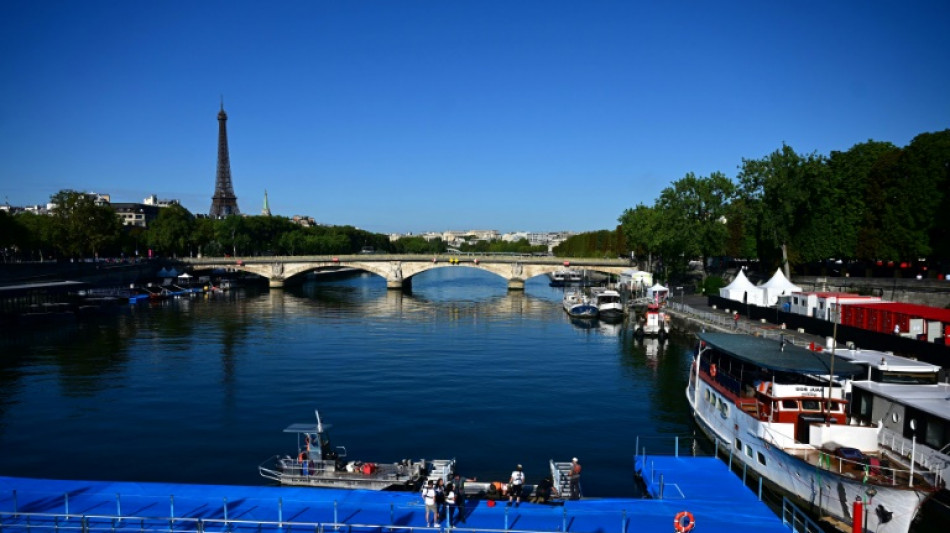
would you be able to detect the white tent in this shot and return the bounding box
[719,269,765,306]
[647,283,669,303]
[758,268,802,306]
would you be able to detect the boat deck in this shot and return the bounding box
[0,457,788,533]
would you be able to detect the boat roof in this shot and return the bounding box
[851,382,950,420]
[283,423,332,434]
[698,332,864,377]
[837,348,941,373]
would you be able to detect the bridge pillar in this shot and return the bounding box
[269,278,285,288]
[507,279,525,291]
[387,277,412,291]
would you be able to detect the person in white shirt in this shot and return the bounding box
[422,480,438,526]
[508,464,525,506]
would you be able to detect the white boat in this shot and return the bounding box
[634,303,668,338]
[686,333,940,533]
[563,290,597,318]
[549,269,584,286]
[259,410,455,490]
[590,288,624,322]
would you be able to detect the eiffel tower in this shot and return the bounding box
[209,101,240,217]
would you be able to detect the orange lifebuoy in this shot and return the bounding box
[710,364,717,377]
[674,511,695,533]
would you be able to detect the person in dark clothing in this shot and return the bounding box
[532,476,557,504]
[569,457,582,500]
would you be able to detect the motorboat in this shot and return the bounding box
[549,269,584,286]
[563,290,597,318]
[590,288,624,322]
[259,410,455,490]
[686,333,942,533]
[634,303,668,338]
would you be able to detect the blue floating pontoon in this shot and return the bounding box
[0,456,790,533]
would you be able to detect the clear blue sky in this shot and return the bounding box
[2,1,948,235]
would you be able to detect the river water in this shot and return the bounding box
[0,268,695,496]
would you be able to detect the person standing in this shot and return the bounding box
[569,457,582,500]
[444,483,457,525]
[733,311,739,330]
[422,480,438,527]
[435,478,446,521]
[453,473,468,523]
[508,464,525,506]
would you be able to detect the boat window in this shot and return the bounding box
[801,400,821,411]
[705,389,711,403]
[757,451,767,466]
[735,438,742,450]
[925,415,945,449]
[745,444,754,458]
[782,400,798,410]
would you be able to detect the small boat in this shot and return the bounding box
[259,410,455,491]
[549,269,584,286]
[590,288,624,322]
[634,303,668,338]
[687,333,942,533]
[563,290,597,318]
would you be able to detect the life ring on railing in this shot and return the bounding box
[710,364,717,377]
[673,511,695,533]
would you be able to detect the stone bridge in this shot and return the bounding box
[180,254,631,290]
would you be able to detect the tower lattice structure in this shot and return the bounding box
[209,103,240,217]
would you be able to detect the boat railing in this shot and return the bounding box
[879,427,950,485]
[768,434,940,489]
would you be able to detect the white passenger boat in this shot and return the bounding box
[687,333,940,533]
[563,290,597,318]
[259,410,455,490]
[590,288,624,322]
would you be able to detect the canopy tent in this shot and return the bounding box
[178,272,193,279]
[719,270,765,306]
[647,283,669,303]
[758,268,802,306]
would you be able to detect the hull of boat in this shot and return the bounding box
[566,304,598,318]
[686,377,928,533]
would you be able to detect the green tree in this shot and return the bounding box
[146,204,196,257]
[49,190,121,259]
[655,172,735,277]
[736,145,824,276]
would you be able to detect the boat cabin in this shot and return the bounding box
[695,333,864,442]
